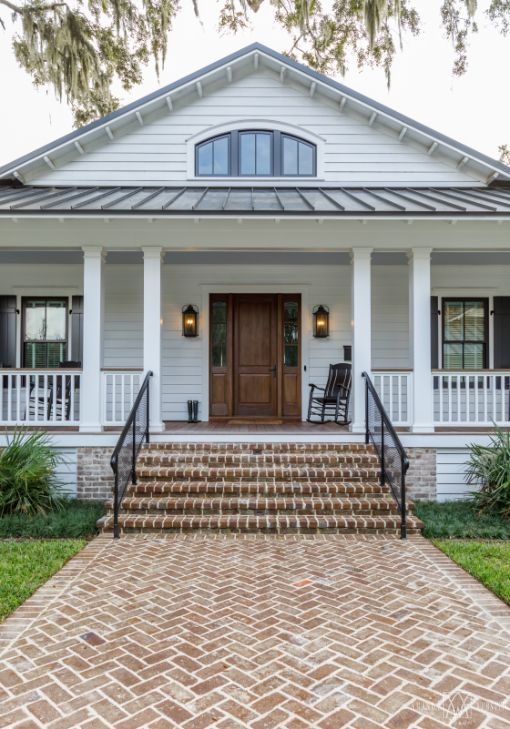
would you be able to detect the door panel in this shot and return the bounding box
[234,295,277,416]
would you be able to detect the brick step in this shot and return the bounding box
[129,480,388,497]
[98,513,423,535]
[145,442,373,454]
[138,466,381,482]
[139,453,379,467]
[107,495,403,516]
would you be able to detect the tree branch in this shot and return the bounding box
[0,0,68,14]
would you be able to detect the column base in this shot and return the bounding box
[149,421,165,434]
[410,423,435,433]
[79,423,104,434]
[350,422,366,435]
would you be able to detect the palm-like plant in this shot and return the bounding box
[0,430,62,516]
[466,428,510,518]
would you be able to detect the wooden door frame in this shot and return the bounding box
[208,292,302,420]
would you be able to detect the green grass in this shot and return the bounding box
[415,499,510,539]
[0,500,104,538]
[0,539,85,620]
[434,539,510,606]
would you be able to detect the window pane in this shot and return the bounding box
[443,343,463,370]
[256,134,271,175]
[282,136,298,175]
[213,137,229,175]
[444,302,464,341]
[464,301,485,341]
[25,301,46,341]
[298,142,314,175]
[464,343,484,369]
[211,301,227,367]
[240,133,256,175]
[284,301,298,367]
[46,301,66,341]
[197,142,213,175]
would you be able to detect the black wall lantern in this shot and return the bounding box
[313,305,329,338]
[182,304,199,337]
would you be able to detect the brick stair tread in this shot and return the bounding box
[145,443,374,453]
[139,453,379,466]
[107,494,403,515]
[138,466,381,482]
[98,513,423,533]
[130,480,387,496]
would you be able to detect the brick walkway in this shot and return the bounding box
[1,536,510,728]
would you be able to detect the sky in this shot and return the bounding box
[0,1,509,167]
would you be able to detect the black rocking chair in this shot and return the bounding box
[307,363,352,425]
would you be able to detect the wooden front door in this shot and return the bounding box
[234,294,278,416]
[209,294,301,419]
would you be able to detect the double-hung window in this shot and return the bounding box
[442,298,488,370]
[23,298,68,368]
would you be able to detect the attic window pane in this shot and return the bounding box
[213,137,229,175]
[282,137,298,175]
[240,134,256,175]
[197,142,213,175]
[256,134,271,175]
[299,142,314,175]
[240,132,272,175]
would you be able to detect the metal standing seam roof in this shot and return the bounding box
[1,185,510,216]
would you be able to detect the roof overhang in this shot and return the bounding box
[1,43,509,185]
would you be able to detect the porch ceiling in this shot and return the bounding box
[2,184,510,217]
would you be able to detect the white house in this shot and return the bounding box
[1,43,509,520]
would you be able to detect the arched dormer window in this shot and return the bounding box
[195,130,316,177]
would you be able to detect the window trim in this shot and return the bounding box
[194,130,317,178]
[441,297,489,370]
[22,296,68,368]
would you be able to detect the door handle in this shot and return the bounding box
[270,365,277,376]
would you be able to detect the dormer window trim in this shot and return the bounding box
[195,129,317,178]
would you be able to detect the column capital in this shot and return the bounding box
[142,246,164,261]
[350,247,373,263]
[82,246,106,261]
[407,247,432,262]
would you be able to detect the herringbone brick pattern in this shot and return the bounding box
[1,535,510,727]
[99,443,423,535]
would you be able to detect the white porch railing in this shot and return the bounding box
[372,371,413,426]
[434,371,510,426]
[101,370,142,426]
[0,370,81,426]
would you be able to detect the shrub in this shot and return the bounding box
[466,428,510,518]
[0,430,62,515]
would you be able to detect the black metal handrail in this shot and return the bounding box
[110,370,152,539]
[362,371,409,539]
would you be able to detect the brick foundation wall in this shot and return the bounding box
[406,448,436,501]
[77,447,113,500]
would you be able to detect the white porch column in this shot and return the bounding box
[143,247,164,432]
[409,248,434,432]
[351,248,373,433]
[80,247,104,433]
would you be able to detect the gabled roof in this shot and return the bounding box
[1,42,509,184]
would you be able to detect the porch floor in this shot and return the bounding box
[1,534,510,728]
[163,419,349,434]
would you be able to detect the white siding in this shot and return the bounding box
[372,265,410,369]
[30,70,478,187]
[436,449,475,501]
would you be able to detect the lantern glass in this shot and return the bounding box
[182,305,198,337]
[313,305,329,338]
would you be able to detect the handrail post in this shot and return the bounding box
[364,375,369,445]
[131,423,137,485]
[146,376,150,444]
[401,456,407,540]
[380,419,385,487]
[113,469,120,539]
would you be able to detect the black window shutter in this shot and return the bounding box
[71,295,84,365]
[431,296,439,369]
[493,297,510,368]
[0,296,17,368]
